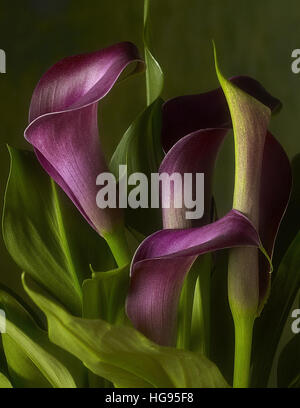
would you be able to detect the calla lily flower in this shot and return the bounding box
[25,42,144,238]
[160,75,281,230]
[161,75,281,153]
[126,70,292,350]
[214,53,292,387]
[127,209,262,346]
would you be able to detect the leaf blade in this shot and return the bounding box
[0,372,13,388]
[0,288,86,388]
[144,0,164,105]
[2,147,114,315]
[24,273,229,388]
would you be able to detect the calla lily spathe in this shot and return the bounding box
[25,42,144,236]
[126,72,291,347]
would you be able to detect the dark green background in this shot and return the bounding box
[0,0,299,314]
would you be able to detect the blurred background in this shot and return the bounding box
[0,0,299,365]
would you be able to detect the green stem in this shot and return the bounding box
[228,247,259,388]
[103,224,132,267]
[232,316,254,388]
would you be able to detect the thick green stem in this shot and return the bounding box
[102,224,132,267]
[232,316,254,388]
[214,43,270,389]
[228,247,259,388]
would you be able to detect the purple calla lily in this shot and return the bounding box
[161,75,281,153]
[25,42,144,236]
[214,51,292,388]
[160,75,282,230]
[127,209,262,346]
[159,128,227,229]
[126,73,291,348]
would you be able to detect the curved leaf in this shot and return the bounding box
[110,99,163,179]
[0,372,12,388]
[82,264,130,325]
[3,147,114,315]
[0,288,86,388]
[24,274,229,388]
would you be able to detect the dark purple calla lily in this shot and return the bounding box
[127,209,262,345]
[257,132,292,303]
[25,42,144,236]
[127,73,291,347]
[161,75,281,153]
[160,75,282,230]
[213,51,292,388]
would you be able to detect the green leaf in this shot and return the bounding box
[109,0,164,235]
[252,230,300,387]
[144,0,164,105]
[0,288,86,388]
[3,147,114,315]
[177,255,212,355]
[82,264,131,388]
[82,264,130,325]
[289,374,300,388]
[277,333,300,388]
[110,99,164,235]
[0,332,8,373]
[24,273,229,388]
[125,225,146,254]
[110,99,163,178]
[110,0,164,181]
[0,372,12,388]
